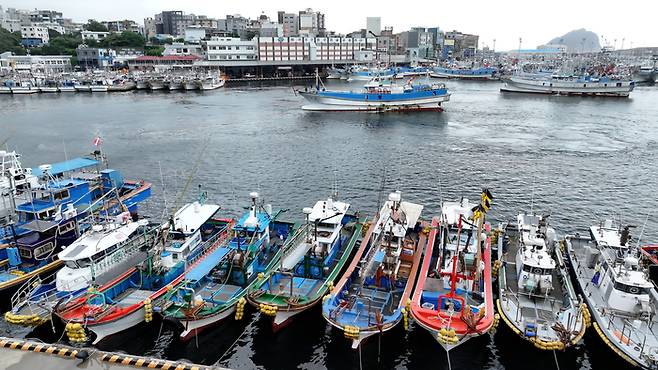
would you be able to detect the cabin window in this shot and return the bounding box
[616,82,622,87]
[522,264,550,275]
[173,253,179,260]
[77,258,91,268]
[59,221,76,234]
[614,282,649,295]
[34,242,54,258]
[54,189,70,201]
[19,248,32,259]
[583,84,587,88]
[65,261,78,269]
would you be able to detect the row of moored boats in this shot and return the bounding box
[1,151,656,369]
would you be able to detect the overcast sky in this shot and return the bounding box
[3,0,656,50]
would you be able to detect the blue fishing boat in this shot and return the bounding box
[431,67,498,80]
[0,152,151,296]
[298,75,450,112]
[160,192,295,341]
[323,191,426,348]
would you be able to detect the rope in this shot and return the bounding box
[215,316,251,366]
[553,350,560,370]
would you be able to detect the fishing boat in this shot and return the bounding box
[168,77,184,91]
[0,79,15,94]
[500,73,635,97]
[495,213,587,351]
[0,150,40,225]
[11,80,38,94]
[327,67,347,79]
[199,75,225,90]
[298,75,450,112]
[148,77,167,90]
[90,79,110,93]
[107,79,136,92]
[640,244,658,285]
[183,77,199,90]
[159,192,294,341]
[565,221,658,369]
[410,191,495,352]
[54,198,232,344]
[58,80,77,93]
[247,196,362,331]
[346,67,396,81]
[38,80,60,93]
[74,81,92,92]
[323,191,425,348]
[135,78,149,90]
[0,153,152,297]
[5,214,156,326]
[431,67,498,80]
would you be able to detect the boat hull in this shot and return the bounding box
[300,91,450,112]
[183,81,198,90]
[10,87,38,94]
[176,306,235,341]
[0,87,12,94]
[58,86,76,92]
[90,86,108,92]
[501,78,634,97]
[74,85,91,92]
[39,87,59,93]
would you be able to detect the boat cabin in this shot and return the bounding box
[598,256,653,315]
[15,179,91,223]
[307,197,349,257]
[161,202,221,268]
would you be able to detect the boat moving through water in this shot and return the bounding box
[298,75,450,112]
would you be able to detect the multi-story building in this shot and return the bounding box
[154,11,196,37]
[102,20,140,33]
[0,51,72,73]
[259,21,283,38]
[377,27,396,54]
[366,17,381,36]
[277,11,298,37]
[257,37,375,62]
[443,30,479,58]
[195,16,218,30]
[21,25,49,46]
[76,46,116,69]
[29,10,63,25]
[164,42,204,56]
[62,18,84,34]
[81,31,110,42]
[1,18,21,33]
[204,37,257,61]
[298,8,325,37]
[184,26,206,43]
[36,21,65,35]
[222,15,249,37]
[143,17,156,40]
[127,55,200,71]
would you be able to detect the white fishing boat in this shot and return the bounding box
[0,79,14,94]
[199,76,225,90]
[501,73,635,97]
[183,78,199,90]
[58,80,77,92]
[565,220,658,369]
[168,77,184,90]
[432,67,498,80]
[90,79,110,92]
[107,79,136,92]
[148,77,167,90]
[74,82,92,92]
[11,80,38,94]
[135,79,149,90]
[7,215,155,325]
[38,80,59,93]
[496,213,587,350]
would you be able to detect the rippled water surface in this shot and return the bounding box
[1,80,657,369]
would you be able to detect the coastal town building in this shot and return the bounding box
[0,51,72,73]
[366,17,381,36]
[20,25,49,46]
[184,26,206,43]
[277,12,298,37]
[76,46,116,69]
[81,31,110,42]
[164,42,204,57]
[204,37,257,61]
[101,20,141,33]
[143,17,157,40]
[127,55,201,71]
[298,8,325,37]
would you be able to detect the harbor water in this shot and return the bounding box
[1,80,657,369]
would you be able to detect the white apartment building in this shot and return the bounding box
[184,26,206,43]
[164,42,204,57]
[0,52,72,73]
[257,37,376,62]
[204,37,257,61]
[81,31,110,41]
[21,25,49,44]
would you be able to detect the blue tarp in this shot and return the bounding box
[186,247,231,283]
[31,158,99,177]
[7,247,21,266]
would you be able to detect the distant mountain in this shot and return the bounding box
[544,29,601,52]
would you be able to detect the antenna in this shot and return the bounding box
[636,212,651,249]
[332,169,338,199]
[158,161,168,223]
[530,175,536,215]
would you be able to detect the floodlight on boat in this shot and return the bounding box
[39,164,52,174]
[388,191,401,203]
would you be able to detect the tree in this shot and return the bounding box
[47,28,62,39]
[144,45,164,56]
[85,20,108,32]
[101,31,145,48]
[0,28,26,55]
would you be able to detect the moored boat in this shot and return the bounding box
[323,191,425,348]
[11,80,38,94]
[199,75,225,90]
[54,198,232,344]
[410,191,495,352]
[495,213,587,351]
[431,67,498,80]
[501,73,635,97]
[159,192,294,341]
[247,196,362,331]
[565,221,658,369]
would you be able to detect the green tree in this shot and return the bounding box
[100,31,145,48]
[144,45,164,56]
[85,20,108,32]
[0,28,26,55]
[47,28,62,39]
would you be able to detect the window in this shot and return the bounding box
[614,282,649,295]
[54,189,69,201]
[19,248,32,259]
[34,242,54,258]
[59,221,76,234]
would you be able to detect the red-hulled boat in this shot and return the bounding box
[410,190,495,352]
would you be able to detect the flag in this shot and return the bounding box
[93,136,102,146]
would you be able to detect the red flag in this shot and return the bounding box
[93,137,102,146]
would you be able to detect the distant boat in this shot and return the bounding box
[11,80,38,94]
[501,73,635,97]
[431,67,498,80]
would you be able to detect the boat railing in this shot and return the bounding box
[601,309,656,357]
[11,273,50,310]
[279,223,311,261]
[186,223,232,266]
